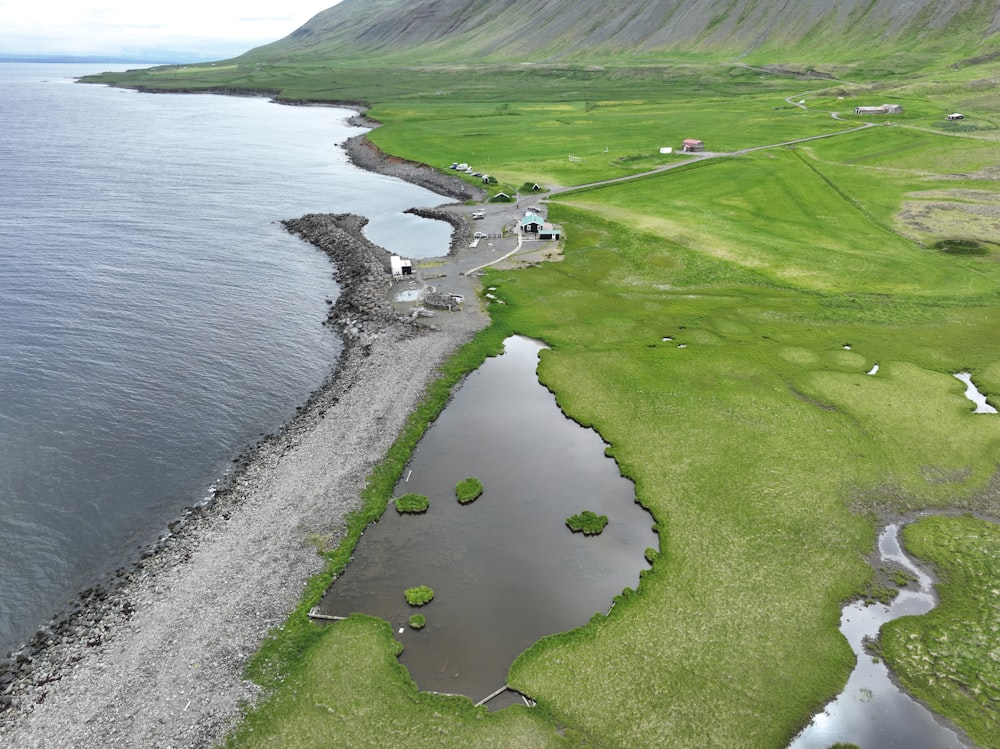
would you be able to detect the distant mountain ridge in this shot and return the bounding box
[243,0,1000,66]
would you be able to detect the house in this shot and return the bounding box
[390,255,413,280]
[489,191,513,202]
[520,212,561,239]
[682,139,704,152]
[947,113,965,120]
[521,212,546,233]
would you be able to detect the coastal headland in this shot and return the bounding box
[0,128,492,747]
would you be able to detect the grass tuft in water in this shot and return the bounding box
[455,477,484,504]
[566,511,609,536]
[404,586,435,606]
[394,493,430,514]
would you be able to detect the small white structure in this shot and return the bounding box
[854,104,903,115]
[659,147,673,154]
[390,255,413,280]
[947,113,965,120]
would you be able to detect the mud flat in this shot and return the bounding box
[0,197,487,746]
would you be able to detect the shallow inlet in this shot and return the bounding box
[954,372,997,413]
[317,336,655,704]
[788,524,968,749]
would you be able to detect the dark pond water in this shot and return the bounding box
[317,336,656,704]
[788,524,970,749]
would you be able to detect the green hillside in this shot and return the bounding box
[243,0,1000,69]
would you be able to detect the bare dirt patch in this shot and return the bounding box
[897,188,1000,246]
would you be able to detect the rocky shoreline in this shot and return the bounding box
[342,132,487,203]
[0,128,487,746]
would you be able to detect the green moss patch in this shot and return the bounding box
[455,477,484,504]
[404,585,435,606]
[394,492,429,514]
[565,510,609,536]
[934,238,988,255]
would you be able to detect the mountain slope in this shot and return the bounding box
[243,0,1000,66]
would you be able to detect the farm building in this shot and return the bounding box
[521,212,561,240]
[521,212,546,233]
[682,139,704,152]
[854,104,903,115]
[390,255,413,279]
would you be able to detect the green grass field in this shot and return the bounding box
[880,516,1000,749]
[98,57,1000,748]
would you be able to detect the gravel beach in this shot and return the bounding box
[0,131,489,747]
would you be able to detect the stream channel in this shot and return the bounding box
[789,523,970,749]
[317,335,656,705]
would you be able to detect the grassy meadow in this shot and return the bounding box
[880,516,1000,749]
[98,58,1000,747]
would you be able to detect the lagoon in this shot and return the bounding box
[317,336,656,704]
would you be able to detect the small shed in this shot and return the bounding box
[390,255,413,279]
[947,113,965,120]
[682,139,704,152]
[539,224,561,240]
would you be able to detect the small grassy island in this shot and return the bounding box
[403,585,435,606]
[408,614,427,630]
[394,492,429,514]
[566,510,609,536]
[455,477,483,504]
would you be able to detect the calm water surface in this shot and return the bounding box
[0,63,451,655]
[319,336,656,703]
[789,524,969,749]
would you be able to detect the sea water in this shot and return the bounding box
[0,63,451,655]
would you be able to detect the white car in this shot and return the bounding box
[474,231,488,239]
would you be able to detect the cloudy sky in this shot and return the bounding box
[0,0,343,60]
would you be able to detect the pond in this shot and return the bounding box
[788,524,970,749]
[316,336,656,704]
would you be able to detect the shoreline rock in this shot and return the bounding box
[341,132,487,203]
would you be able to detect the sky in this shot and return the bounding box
[0,0,344,60]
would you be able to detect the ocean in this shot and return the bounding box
[0,63,452,656]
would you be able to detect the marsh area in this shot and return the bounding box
[789,524,968,749]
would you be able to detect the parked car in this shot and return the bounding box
[474,231,488,239]
[472,210,485,219]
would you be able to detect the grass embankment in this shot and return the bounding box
[879,516,1000,749]
[221,65,1000,748]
